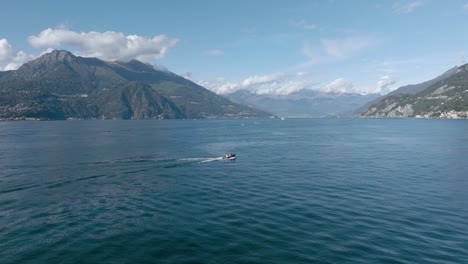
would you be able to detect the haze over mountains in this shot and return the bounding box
[225,64,467,119]
[0,50,270,120]
[228,90,379,118]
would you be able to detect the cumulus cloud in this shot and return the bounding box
[272,81,316,95]
[320,76,398,95]
[321,78,354,93]
[212,82,242,94]
[201,72,397,96]
[199,72,317,95]
[240,73,287,87]
[375,75,397,94]
[28,28,178,62]
[205,49,224,56]
[2,51,35,71]
[0,39,14,62]
[393,1,424,14]
[0,39,35,71]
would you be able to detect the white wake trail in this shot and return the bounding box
[199,157,224,163]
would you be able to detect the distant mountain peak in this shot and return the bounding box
[42,50,76,63]
[9,50,80,78]
[456,63,468,73]
[0,49,270,120]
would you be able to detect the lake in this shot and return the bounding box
[1,119,467,263]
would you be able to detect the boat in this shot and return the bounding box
[223,153,236,160]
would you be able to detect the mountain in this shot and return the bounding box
[353,66,458,115]
[387,66,458,96]
[362,64,468,119]
[0,50,270,120]
[0,71,10,78]
[228,89,380,118]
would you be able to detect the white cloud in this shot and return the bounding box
[28,28,178,62]
[207,81,241,94]
[464,3,468,11]
[205,49,224,56]
[3,51,35,71]
[375,75,397,94]
[0,39,35,71]
[200,72,317,95]
[322,78,354,93]
[0,39,14,62]
[393,1,424,14]
[202,73,396,96]
[320,76,398,95]
[321,36,378,59]
[275,81,317,95]
[240,73,287,87]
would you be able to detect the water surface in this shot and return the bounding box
[1,119,467,263]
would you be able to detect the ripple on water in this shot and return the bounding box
[0,119,467,263]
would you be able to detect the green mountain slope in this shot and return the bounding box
[353,66,458,116]
[0,50,270,120]
[362,64,468,119]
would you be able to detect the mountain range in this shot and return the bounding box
[1,50,466,120]
[0,50,271,120]
[228,90,380,118]
[228,63,466,119]
[353,66,459,115]
[362,64,468,118]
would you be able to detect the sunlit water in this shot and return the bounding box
[1,119,467,263]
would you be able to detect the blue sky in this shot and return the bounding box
[1,0,468,95]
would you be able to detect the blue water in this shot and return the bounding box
[0,119,467,263]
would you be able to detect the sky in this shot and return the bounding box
[1,0,468,95]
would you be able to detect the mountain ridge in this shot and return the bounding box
[228,89,380,118]
[353,66,459,116]
[362,64,468,119]
[0,50,271,120]
[387,66,458,96]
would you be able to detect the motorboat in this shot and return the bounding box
[223,153,236,160]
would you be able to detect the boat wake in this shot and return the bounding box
[177,157,225,164]
[198,157,224,163]
[151,157,225,167]
[105,155,227,168]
